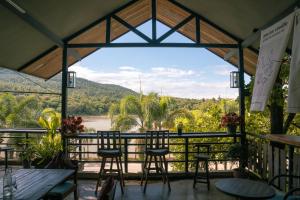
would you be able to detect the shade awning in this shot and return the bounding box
[0,0,298,79]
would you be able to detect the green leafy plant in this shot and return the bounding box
[32,134,62,165]
[38,108,61,137]
[227,143,246,160]
[34,108,63,166]
[19,139,36,168]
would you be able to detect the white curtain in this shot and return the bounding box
[288,9,300,113]
[251,13,294,111]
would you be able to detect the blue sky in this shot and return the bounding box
[70,21,249,99]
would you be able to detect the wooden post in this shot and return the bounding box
[61,44,68,152]
[238,43,246,167]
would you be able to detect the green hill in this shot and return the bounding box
[0,68,207,115]
[0,68,138,115]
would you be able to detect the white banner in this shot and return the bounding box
[251,13,294,111]
[288,10,300,113]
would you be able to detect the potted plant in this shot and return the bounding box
[227,143,261,180]
[221,112,241,134]
[177,121,183,135]
[61,116,84,136]
[19,142,35,169]
[32,108,63,168]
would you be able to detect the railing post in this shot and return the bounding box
[124,138,128,173]
[25,132,29,149]
[185,138,189,174]
[289,146,294,190]
[79,138,82,161]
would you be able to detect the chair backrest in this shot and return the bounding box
[97,131,121,150]
[145,130,169,150]
[195,144,210,155]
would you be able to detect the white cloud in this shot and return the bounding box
[151,67,194,77]
[69,64,238,99]
[213,65,234,76]
[119,66,137,71]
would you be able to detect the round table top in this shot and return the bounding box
[215,178,275,199]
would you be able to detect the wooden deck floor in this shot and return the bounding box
[67,179,235,200]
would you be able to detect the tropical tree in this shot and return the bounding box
[0,93,40,128]
[109,92,193,132]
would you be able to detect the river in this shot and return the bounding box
[81,115,112,131]
[81,115,139,132]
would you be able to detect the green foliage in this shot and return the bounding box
[0,93,40,128]
[227,143,245,160]
[33,108,63,164]
[19,139,36,161]
[38,108,61,137]
[32,134,63,164]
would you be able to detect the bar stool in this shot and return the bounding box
[141,130,171,193]
[95,131,125,195]
[193,144,210,190]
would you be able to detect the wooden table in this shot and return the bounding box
[215,178,275,199]
[0,169,75,200]
[266,134,300,189]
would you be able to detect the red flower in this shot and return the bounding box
[61,116,85,135]
[221,112,241,127]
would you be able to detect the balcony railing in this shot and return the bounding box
[247,133,300,191]
[0,129,240,177]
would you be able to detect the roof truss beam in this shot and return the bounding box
[225,0,300,60]
[67,42,238,49]
[169,0,241,43]
[152,0,157,41]
[156,14,194,43]
[112,14,152,43]
[68,0,239,48]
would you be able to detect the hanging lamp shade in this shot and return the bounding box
[67,71,76,88]
[230,71,239,88]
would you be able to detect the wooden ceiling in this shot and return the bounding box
[20,0,258,79]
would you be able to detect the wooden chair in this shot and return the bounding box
[44,152,78,200]
[269,174,300,200]
[140,130,171,193]
[193,144,210,190]
[95,131,125,195]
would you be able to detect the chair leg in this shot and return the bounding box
[205,160,210,190]
[154,156,159,174]
[95,157,106,195]
[74,185,78,200]
[110,157,113,171]
[116,156,124,194]
[119,156,125,187]
[159,156,166,183]
[143,155,152,193]
[141,154,148,186]
[193,159,199,188]
[163,155,171,191]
